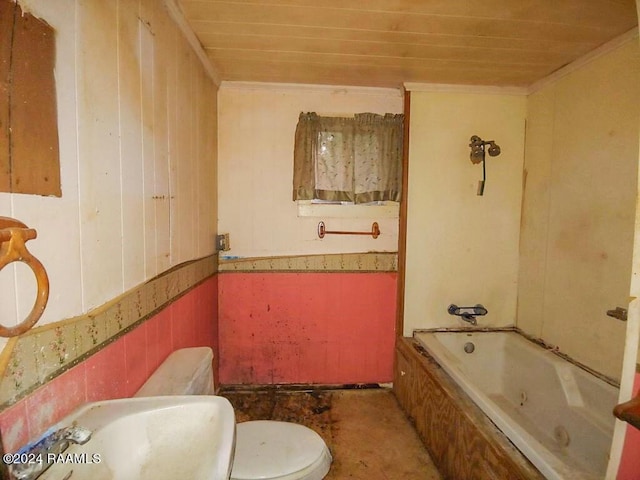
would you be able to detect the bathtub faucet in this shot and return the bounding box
[447,304,487,326]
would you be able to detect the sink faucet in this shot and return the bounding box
[9,425,92,480]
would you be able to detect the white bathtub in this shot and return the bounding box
[413,330,618,480]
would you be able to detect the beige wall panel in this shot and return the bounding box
[520,40,640,380]
[196,69,216,257]
[0,0,218,348]
[217,83,402,258]
[187,54,198,259]
[76,0,124,311]
[119,0,145,291]
[153,9,174,274]
[516,89,555,338]
[140,18,158,280]
[403,91,526,335]
[171,42,194,265]
[193,65,202,255]
[6,0,83,331]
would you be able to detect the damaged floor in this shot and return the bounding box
[221,387,442,480]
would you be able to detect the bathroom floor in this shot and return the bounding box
[220,387,442,480]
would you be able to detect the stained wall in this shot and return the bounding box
[0,277,217,453]
[403,89,526,335]
[0,0,219,452]
[216,83,403,384]
[517,37,640,381]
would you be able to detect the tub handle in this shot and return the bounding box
[0,217,49,337]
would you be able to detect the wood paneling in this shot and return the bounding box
[394,337,545,480]
[118,0,145,290]
[185,0,634,27]
[77,0,123,310]
[0,0,218,356]
[0,0,60,196]
[151,6,173,275]
[0,0,13,193]
[199,34,571,67]
[395,90,410,336]
[178,0,638,87]
[140,3,159,279]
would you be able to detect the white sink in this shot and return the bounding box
[36,396,235,480]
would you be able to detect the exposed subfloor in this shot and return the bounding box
[220,387,442,480]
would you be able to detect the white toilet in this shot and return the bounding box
[135,347,332,480]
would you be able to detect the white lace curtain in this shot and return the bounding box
[293,112,404,204]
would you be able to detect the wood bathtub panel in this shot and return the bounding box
[394,337,544,480]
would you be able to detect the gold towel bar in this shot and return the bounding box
[317,221,380,239]
[0,217,49,337]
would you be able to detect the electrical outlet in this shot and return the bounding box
[216,233,230,252]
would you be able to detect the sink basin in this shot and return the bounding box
[37,396,235,480]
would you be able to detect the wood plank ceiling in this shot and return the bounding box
[177,0,639,88]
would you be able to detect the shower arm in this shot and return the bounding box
[469,136,500,196]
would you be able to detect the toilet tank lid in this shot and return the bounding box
[135,347,214,397]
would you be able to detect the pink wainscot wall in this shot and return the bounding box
[0,276,218,454]
[218,272,397,385]
[617,372,640,479]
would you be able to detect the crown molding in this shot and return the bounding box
[529,27,639,94]
[403,82,528,96]
[164,0,221,86]
[219,81,403,97]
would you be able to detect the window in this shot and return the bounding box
[293,112,403,205]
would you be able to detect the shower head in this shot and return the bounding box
[487,141,501,157]
[469,136,501,162]
[469,135,501,196]
[469,136,485,164]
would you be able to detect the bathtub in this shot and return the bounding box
[413,330,618,480]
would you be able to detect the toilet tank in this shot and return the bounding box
[135,347,214,397]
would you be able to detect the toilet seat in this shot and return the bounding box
[230,421,332,480]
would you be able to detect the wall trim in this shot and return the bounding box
[218,252,398,273]
[219,81,403,97]
[528,27,639,94]
[163,0,221,85]
[403,82,529,96]
[0,254,218,410]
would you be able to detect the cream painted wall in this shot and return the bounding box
[403,90,526,335]
[217,82,403,257]
[518,38,640,381]
[0,0,217,351]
